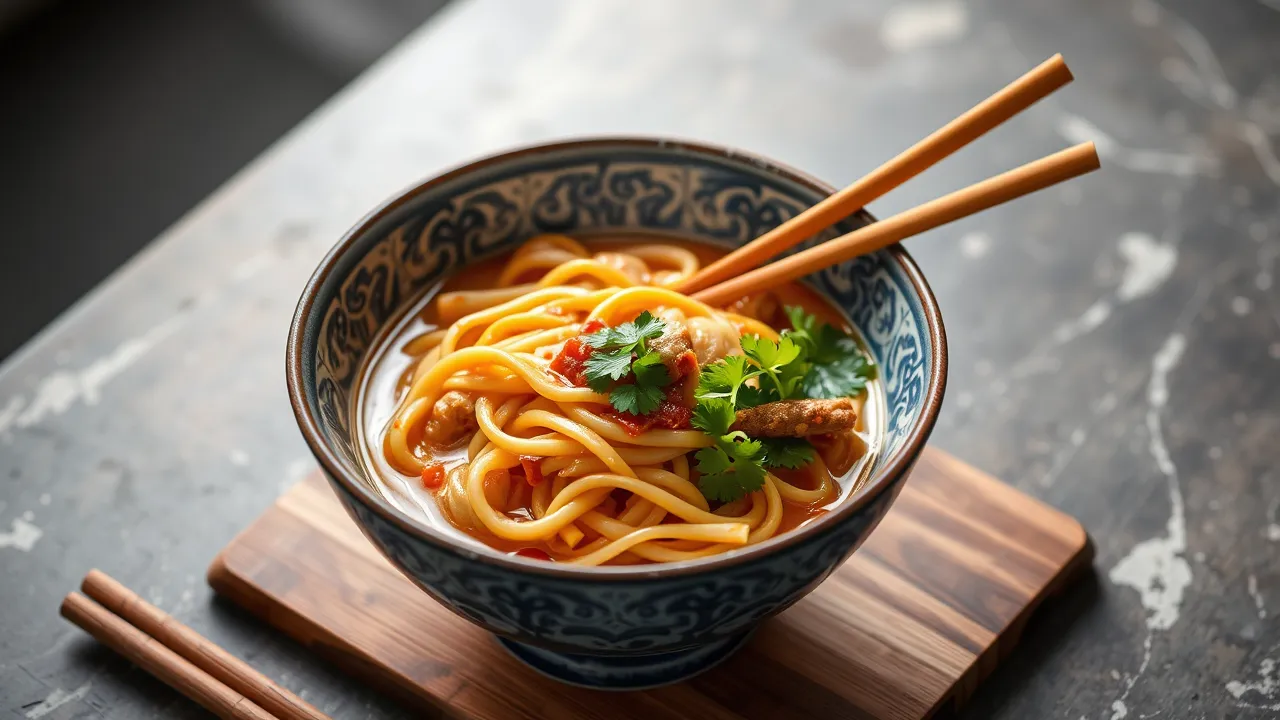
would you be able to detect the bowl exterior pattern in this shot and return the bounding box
[327,461,907,655]
[295,141,935,660]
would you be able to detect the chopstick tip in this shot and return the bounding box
[1043,53,1073,83]
[83,568,104,585]
[60,591,87,619]
[1080,141,1101,168]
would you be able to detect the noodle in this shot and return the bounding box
[363,234,880,566]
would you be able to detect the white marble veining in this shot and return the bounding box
[879,0,969,52]
[1051,233,1177,344]
[1109,333,1192,631]
[22,682,91,719]
[1055,113,1210,177]
[1104,332,1193,717]
[1052,300,1112,344]
[0,316,183,439]
[1116,233,1178,302]
[0,514,42,553]
[1227,657,1280,712]
[1248,575,1267,620]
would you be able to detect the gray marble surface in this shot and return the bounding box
[1,0,1277,717]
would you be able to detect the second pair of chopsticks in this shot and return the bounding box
[62,570,329,720]
[678,54,1097,306]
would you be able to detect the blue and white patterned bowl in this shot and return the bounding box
[286,138,947,689]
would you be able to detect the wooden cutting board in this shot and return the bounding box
[208,448,1091,719]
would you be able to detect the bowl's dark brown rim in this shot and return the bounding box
[286,135,948,580]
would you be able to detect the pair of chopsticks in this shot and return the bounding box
[62,570,329,720]
[678,54,1098,306]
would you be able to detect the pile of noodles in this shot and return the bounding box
[383,235,858,566]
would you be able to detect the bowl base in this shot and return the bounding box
[496,631,754,690]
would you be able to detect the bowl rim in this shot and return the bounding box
[286,135,948,580]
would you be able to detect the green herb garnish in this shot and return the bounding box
[694,439,767,503]
[783,306,877,399]
[689,307,874,503]
[758,437,815,469]
[690,398,767,502]
[582,310,666,352]
[581,312,673,416]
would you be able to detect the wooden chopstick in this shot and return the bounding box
[61,592,277,719]
[76,570,329,720]
[676,54,1073,295]
[692,142,1100,307]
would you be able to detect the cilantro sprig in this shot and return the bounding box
[690,307,874,503]
[690,397,813,501]
[690,400,767,502]
[581,312,673,416]
[783,306,877,399]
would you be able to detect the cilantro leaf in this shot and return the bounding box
[694,436,767,503]
[782,306,878,400]
[611,311,666,347]
[607,350,673,417]
[630,351,670,388]
[759,437,815,469]
[802,342,876,398]
[776,355,809,399]
[735,384,775,409]
[696,354,754,400]
[692,447,734,499]
[784,304,819,348]
[583,349,633,392]
[584,311,667,351]
[581,331,613,349]
[738,334,806,403]
[579,314,676,412]
[691,397,736,436]
[609,382,666,416]
[742,335,801,372]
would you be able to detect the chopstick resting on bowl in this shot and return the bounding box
[61,570,330,720]
[692,142,1100,306]
[675,54,1074,295]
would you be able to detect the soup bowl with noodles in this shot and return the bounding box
[287,138,946,689]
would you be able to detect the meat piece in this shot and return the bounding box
[731,398,857,438]
[674,350,700,406]
[687,316,741,364]
[422,390,478,447]
[648,321,694,379]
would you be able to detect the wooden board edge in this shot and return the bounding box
[938,523,1095,715]
[208,547,450,718]
[206,551,233,599]
[919,448,1089,549]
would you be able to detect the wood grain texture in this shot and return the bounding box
[81,570,330,720]
[60,593,276,720]
[208,447,1091,720]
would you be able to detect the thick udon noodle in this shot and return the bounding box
[360,235,879,566]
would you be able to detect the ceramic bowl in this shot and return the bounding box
[286,137,947,689]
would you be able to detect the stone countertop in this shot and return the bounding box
[1,0,1277,717]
